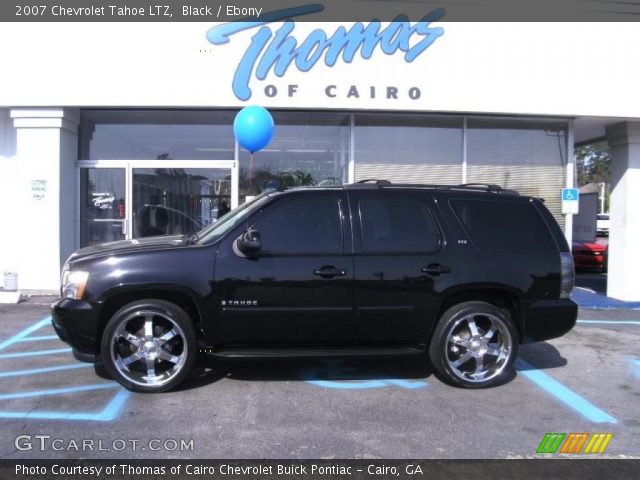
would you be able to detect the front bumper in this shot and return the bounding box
[522,298,578,343]
[51,298,102,355]
[574,254,606,269]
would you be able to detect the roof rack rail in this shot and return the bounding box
[356,179,392,186]
[346,181,519,195]
[457,183,503,192]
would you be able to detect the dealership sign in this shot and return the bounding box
[206,4,446,101]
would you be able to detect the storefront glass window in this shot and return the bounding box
[466,118,567,225]
[81,110,236,160]
[79,168,126,246]
[79,110,568,228]
[354,114,463,184]
[132,168,231,238]
[0,109,16,159]
[238,112,350,202]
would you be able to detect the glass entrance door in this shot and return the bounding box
[78,160,237,247]
[132,167,232,238]
[80,168,127,246]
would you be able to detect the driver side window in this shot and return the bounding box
[254,196,344,255]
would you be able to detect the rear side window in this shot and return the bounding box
[359,196,440,253]
[255,196,343,255]
[450,199,556,251]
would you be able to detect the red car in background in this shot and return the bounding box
[572,240,608,272]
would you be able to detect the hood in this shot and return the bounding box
[66,235,186,265]
[572,241,607,251]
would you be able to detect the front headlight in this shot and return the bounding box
[61,270,89,300]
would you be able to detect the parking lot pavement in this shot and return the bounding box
[0,299,639,459]
[574,273,640,310]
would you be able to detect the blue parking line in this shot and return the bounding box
[0,317,51,352]
[304,378,429,390]
[384,379,429,389]
[0,316,133,422]
[0,363,92,379]
[0,348,72,360]
[96,389,132,421]
[0,382,120,401]
[15,335,60,342]
[0,389,132,422]
[300,362,430,390]
[577,320,640,326]
[0,410,114,421]
[301,368,430,389]
[305,378,391,389]
[516,358,617,424]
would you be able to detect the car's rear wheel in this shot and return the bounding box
[101,299,196,393]
[429,301,518,388]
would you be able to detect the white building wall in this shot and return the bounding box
[0,23,639,118]
[0,108,19,288]
[2,109,79,292]
[607,122,640,301]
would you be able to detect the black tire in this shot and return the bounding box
[100,299,197,393]
[429,301,519,389]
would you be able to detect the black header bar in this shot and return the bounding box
[4,0,640,22]
[2,459,640,480]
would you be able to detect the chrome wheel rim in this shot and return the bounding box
[445,311,513,383]
[110,309,188,388]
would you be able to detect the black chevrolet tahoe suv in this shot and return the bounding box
[52,182,577,393]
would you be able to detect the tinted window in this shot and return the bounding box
[359,196,440,253]
[450,199,556,251]
[255,196,343,254]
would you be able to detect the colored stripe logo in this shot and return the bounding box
[537,433,566,453]
[560,433,589,454]
[584,433,613,454]
[537,433,612,454]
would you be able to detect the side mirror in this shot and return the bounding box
[237,228,262,257]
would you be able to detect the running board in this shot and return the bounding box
[206,346,426,359]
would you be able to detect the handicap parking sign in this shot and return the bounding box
[562,188,579,201]
[562,188,579,214]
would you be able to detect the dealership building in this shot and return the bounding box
[0,18,639,301]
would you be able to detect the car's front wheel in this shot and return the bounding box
[101,299,197,393]
[429,301,518,388]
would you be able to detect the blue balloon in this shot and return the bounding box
[233,106,275,153]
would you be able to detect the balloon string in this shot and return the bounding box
[248,152,254,193]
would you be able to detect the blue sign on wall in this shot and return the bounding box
[562,188,580,214]
[562,188,579,201]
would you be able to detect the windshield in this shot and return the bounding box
[194,192,272,245]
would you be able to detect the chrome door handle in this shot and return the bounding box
[313,266,347,278]
[421,264,452,275]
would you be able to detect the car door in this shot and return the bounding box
[350,189,447,345]
[212,190,355,346]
